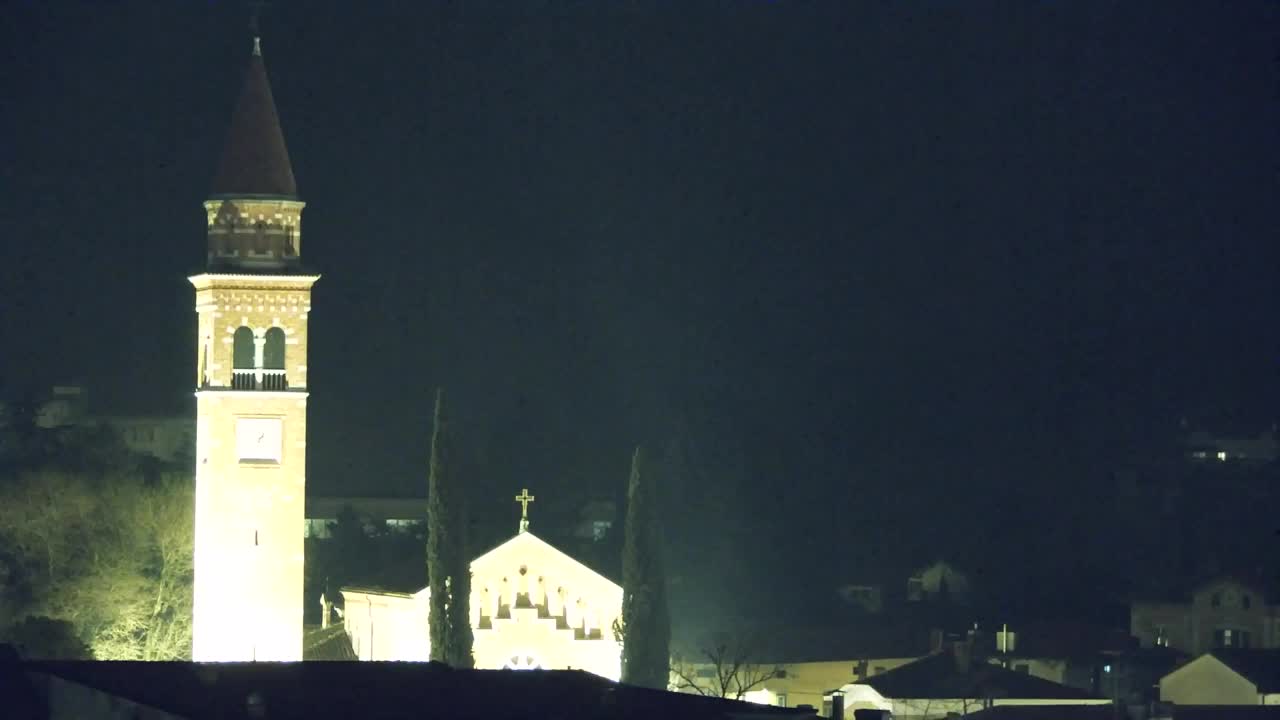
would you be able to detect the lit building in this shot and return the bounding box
[341,496,624,680]
[190,35,319,662]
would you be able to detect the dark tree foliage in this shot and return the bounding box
[2,616,93,660]
[427,389,472,667]
[620,446,671,689]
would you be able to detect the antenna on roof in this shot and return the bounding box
[249,0,267,56]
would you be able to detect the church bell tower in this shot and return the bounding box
[190,35,317,661]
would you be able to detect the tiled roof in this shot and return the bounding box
[860,651,1101,700]
[210,40,297,198]
[302,624,357,661]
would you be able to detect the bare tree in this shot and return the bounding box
[0,469,193,660]
[670,631,785,701]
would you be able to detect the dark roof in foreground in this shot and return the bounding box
[860,651,1101,700]
[1171,707,1280,720]
[7,657,814,720]
[962,705,1118,720]
[1208,649,1280,693]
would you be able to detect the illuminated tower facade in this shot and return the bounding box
[190,37,317,661]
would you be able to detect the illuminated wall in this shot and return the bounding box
[1160,653,1264,705]
[674,657,921,710]
[191,271,318,662]
[342,531,624,680]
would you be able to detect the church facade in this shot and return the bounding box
[191,37,317,662]
[342,521,624,680]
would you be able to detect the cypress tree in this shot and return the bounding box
[620,445,671,688]
[426,388,472,666]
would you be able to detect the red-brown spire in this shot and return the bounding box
[210,37,297,198]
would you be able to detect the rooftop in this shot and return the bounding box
[209,38,297,199]
[859,650,1101,701]
[3,653,813,720]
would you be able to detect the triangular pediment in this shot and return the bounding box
[470,532,621,596]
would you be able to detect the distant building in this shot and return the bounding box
[836,645,1109,720]
[5,384,194,464]
[96,415,194,463]
[304,496,426,538]
[1182,422,1278,465]
[907,561,972,604]
[671,621,936,710]
[33,385,90,428]
[837,584,885,614]
[574,498,617,542]
[1131,577,1280,655]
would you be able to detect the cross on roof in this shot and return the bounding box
[515,488,535,533]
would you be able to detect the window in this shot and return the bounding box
[776,694,788,708]
[263,328,287,389]
[263,327,286,370]
[1243,594,1252,610]
[233,327,255,368]
[1214,629,1252,649]
[1211,593,1221,608]
[591,520,612,541]
[776,669,788,679]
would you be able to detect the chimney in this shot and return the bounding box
[830,692,845,720]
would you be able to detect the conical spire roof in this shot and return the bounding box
[210,38,297,198]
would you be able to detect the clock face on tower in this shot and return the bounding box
[236,417,283,463]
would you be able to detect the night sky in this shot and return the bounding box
[3,1,1278,622]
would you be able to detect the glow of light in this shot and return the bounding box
[742,689,778,706]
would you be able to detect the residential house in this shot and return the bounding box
[836,643,1110,720]
[1159,650,1280,706]
[671,621,934,710]
[1132,578,1280,655]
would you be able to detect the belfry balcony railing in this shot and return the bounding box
[231,368,288,391]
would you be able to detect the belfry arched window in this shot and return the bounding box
[253,221,269,254]
[263,328,287,390]
[232,327,255,390]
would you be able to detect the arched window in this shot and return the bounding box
[233,327,255,368]
[253,222,269,254]
[263,327,287,390]
[263,328,286,369]
[232,327,255,390]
